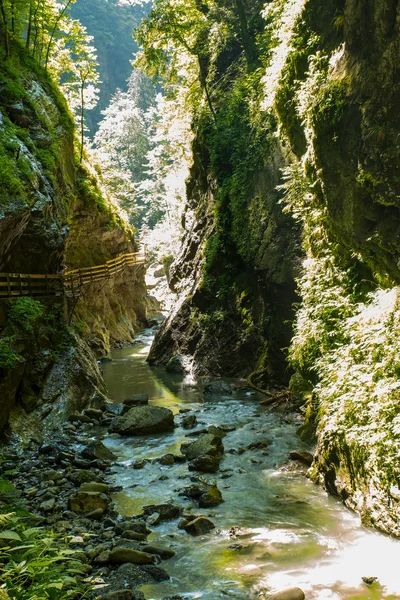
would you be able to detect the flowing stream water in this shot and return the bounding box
[100,330,400,600]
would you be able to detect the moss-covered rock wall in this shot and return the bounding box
[0,44,148,433]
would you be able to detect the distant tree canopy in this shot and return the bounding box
[70,0,152,132]
[135,0,265,116]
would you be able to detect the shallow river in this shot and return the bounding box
[101,330,400,600]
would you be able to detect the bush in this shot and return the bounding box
[0,338,22,371]
[8,298,44,334]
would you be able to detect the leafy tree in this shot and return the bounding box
[58,20,100,162]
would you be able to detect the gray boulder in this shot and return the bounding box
[109,405,175,436]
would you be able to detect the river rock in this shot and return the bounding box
[69,491,109,514]
[124,394,149,407]
[181,433,224,473]
[103,403,125,416]
[68,413,92,424]
[268,588,305,600]
[40,498,56,512]
[142,545,176,559]
[198,486,223,508]
[183,483,223,508]
[184,517,215,536]
[69,470,102,486]
[126,522,148,535]
[84,408,104,420]
[143,504,182,521]
[80,482,109,493]
[158,454,175,465]
[207,425,227,438]
[181,415,197,429]
[81,441,116,462]
[147,512,161,526]
[107,563,169,591]
[108,548,155,565]
[109,405,175,436]
[203,382,233,396]
[121,530,147,542]
[289,451,314,467]
[166,355,185,373]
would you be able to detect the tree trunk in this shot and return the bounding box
[198,55,216,119]
[45,0,72,70]
[26,2,33,50]
[0,0,9,57]
[80,79,85,163]
[233,0,256,67]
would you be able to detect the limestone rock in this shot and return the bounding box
[109,405,175,436]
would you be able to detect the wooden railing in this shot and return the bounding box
[0,250,146,299]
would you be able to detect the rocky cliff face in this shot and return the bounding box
[149,0,400,536]
[0,51,148,434]
[149,111,300,384]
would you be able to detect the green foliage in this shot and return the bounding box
[0,339,23,371]
[8,298,45,334]
[0,511,88,599]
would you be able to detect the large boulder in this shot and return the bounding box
[109,405,175,436]
[181,433,224,473]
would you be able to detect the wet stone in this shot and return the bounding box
[181,415,197,430]
[68,491,109,514]
[124,394,149,407]
[268,588,305,600]
[108,548,155,565]
[121,530,147,542]
[142,545,176,560]
[289,450,314,467]
[184,517,215,536]
[158,454,175,466]
[81,441,116,462]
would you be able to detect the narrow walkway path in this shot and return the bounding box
[0,250,146,299]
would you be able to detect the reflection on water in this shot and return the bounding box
[101,330,400,600]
